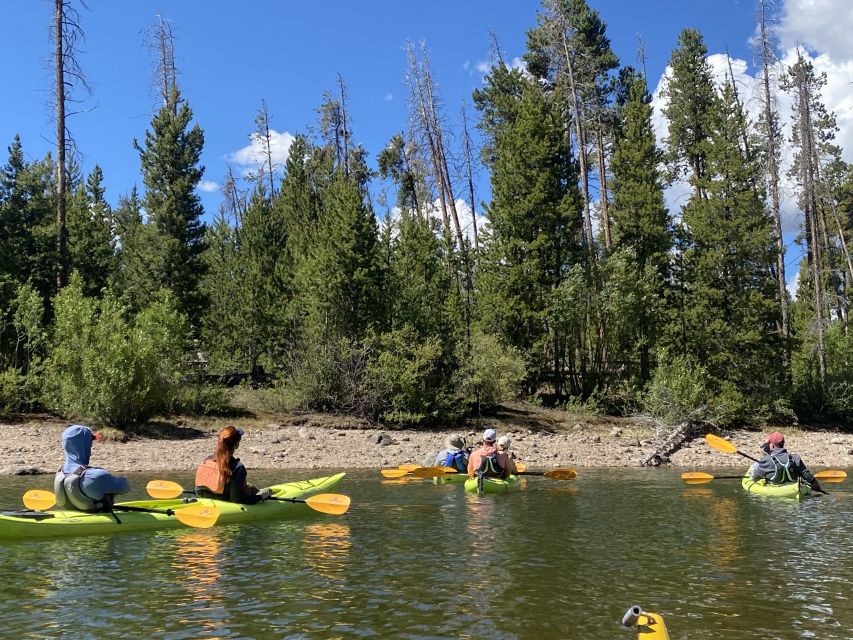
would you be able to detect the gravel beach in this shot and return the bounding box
[2,403,850,476]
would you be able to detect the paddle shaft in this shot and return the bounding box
[735,450,760,463]
[175,489,303,504]
[268,496,309,504]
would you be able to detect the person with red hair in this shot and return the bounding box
[194,426,271,503]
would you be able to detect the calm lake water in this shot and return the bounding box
[1,467,851,639]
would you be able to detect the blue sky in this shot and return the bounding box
[1,1,758,214]
[2,0,853,293]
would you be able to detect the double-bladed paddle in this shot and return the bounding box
[21,489,221,528]
[145,480,351,515]
[681,470,847,485]
[413,466,577,481]
[703,434,838,495]
[380,465,456,478]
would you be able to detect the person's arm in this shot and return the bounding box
[505,456,518,477]
[81,468,130,498]
[750,456,775,481]
[467,451,478,476]
[795,456,824,492]
[228,462,262,504]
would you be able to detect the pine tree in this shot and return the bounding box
[474,64,581,393]
[200,211,243,371]
[134,87,207,325]
[67,166,116,297]
[662,28,716,198]
[299,173,382,340]
[609,68,671,382]
[112,186,165,311]
[675,81,782,419]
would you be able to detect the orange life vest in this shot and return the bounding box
[195,457,226,494]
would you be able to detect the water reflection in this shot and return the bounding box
[172,530,226,639]
[303,522,351,581]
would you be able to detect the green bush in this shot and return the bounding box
[171,383,233,416]
[271,335,372,414]
[0,367,40,413]
[365,327,463,425]
[42,279,189,427]
[455,330,525,411]
[269,327,465,425]
[792,324,853,422]
[644,350,712,424]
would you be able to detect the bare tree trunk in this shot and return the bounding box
[54,0,67,290]
[223,164,246,229]
[406,42,453,248]
[757,2,790,355]
[797,71,827,382]
[562,28,593,249]
[151,14,177,113]
[461,100,479,253]
[255,99,276,198]
[595,122,611,250]
[338,74,350,179]
[421,47,464,253]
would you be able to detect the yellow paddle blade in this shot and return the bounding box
[705,433,738,454]
[815,470,847,483]
[515,462,527,473]
[23,489,56,511]
[305,493,351,515]
[681,471,716,484]
[174,504,220,528]
[380,468,410,478]
[146,479,185,499]
[413,466,456,478]
[543,468,577,481]
[398,463,420,471]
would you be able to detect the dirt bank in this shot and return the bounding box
[2,403,851,475]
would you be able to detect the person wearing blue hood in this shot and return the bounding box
[53,424,130,512]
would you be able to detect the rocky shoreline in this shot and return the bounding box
[2,405,851,476]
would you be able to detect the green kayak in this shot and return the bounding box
[432,472,467,485]
[0,472,345,539]
[464,474,520,494]
[741,473,811,500]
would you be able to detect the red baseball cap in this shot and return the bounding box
[765,431,785,446]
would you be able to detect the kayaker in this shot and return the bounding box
[749,431,823,492]
[195,426,272,504]
[497,435,515,460]
[424,434,469,472]
[467,428,517,479]
[53,424,130,512]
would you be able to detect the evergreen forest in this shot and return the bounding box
[1,0,851,429]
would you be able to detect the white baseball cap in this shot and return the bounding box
[483,428,497,442]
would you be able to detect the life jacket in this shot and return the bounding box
[768,452,798,484]
[475,447,506,494]
[53,466,115,512]
[195,457,227,495]
[443,450,468,472]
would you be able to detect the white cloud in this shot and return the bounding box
[384,93,393,102]
[779,0,853,60]
[650,42,853,237]
[197,180,219,193]
[228,129,295,177]
[386,198,487,245]
[787,271,800,301]
[475,60,490,74]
